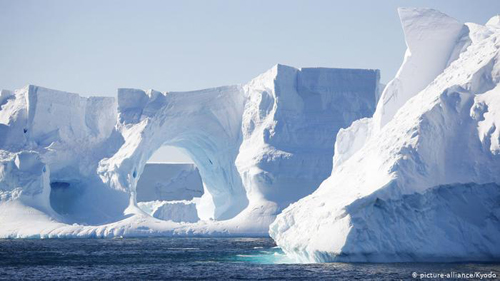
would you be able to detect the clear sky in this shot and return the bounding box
[1,0,499,162]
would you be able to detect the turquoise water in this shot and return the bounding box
[0,238,498,280]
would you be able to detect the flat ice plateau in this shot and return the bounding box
[270,8,500,262]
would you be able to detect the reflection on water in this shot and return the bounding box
[233,246,296,264]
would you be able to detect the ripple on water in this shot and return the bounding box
[0,238,499,280]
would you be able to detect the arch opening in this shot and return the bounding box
[136,145,215,223]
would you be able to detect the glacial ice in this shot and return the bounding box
[270,8,500,262]
[0,65,379,237]
[135,163,204,223]
[137,200,200,223]
[136,163,204,202]
[2,6,496,263]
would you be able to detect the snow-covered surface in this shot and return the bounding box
[3,7,494,263]
[270,8,500,262]
[0,63,378,237]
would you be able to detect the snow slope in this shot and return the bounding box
[270,8,500,262]
[0,64,379,237]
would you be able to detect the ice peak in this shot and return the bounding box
[373,7,465,130]
[397,7,462,52]
[397,7,459,23]
[271,64,299,78]
[486,15,500,27]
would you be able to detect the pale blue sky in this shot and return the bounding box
[1,0,498,162]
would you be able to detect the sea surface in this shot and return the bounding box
[0,237,498,280]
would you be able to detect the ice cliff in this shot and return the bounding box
[0,65,379,237]
[270,8,500,262]
[3,7,494,263]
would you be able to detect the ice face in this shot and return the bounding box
[138,200,200,223]
[373,8,466,130]
[136,163,204,202]
[270,8,500,263]
[0,63,378,236]
[237,65,379,212]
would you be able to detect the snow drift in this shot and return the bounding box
[0,65,379,237]
[270,8,500,262]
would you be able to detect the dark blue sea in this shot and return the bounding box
[0,237,498,280]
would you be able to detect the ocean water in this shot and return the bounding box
[0,237,498,280]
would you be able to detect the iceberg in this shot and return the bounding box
[0,65,379,237]
[136,163,204,202]
[137,200,200,223]
[270,8,500,262]
[135,163,204,223]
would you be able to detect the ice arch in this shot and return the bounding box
[0,64,379,235]
[99,85,248,220]
[98,64,380,221]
